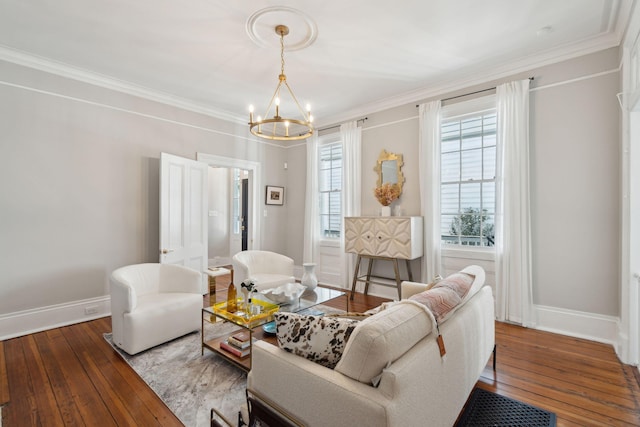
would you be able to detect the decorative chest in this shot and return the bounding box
[344,216,423,260]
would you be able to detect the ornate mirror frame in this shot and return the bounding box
[375,149,405,196]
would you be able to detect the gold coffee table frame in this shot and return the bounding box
[202,287,346,371]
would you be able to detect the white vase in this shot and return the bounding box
[301,263,318,290]
[380,205,391,216]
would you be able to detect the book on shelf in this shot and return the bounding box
[231,331,250,342]
[220,340,250,358]
[227,335,251,349]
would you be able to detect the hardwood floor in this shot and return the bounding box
[1,274,639,426]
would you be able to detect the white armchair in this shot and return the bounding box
[110,263,203,355]
[232,250,295,291]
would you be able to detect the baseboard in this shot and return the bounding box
[0,296,111,341]
[533,304,619,347]
[341,286,621,348]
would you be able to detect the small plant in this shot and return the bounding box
[373,183,400,206]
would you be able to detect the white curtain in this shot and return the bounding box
[303,133,320,263]
[418,101,442,283]
[340,121,362,288]
[495,79,534,327]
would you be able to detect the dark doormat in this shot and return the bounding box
[456,388,557,427]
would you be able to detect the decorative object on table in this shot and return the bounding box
[374,182,400,216]
[262,282,306,304]
[226,277,237,313]
[262,321,276,334]
[301,263,318,290]
[241,280,256,315]
[265,185,284,205]
[455,388,557,426]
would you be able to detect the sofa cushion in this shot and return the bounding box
[408,272,474,323]
[274,312,359,369]
[335,301,433,385]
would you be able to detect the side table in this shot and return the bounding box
[204,267,232,302]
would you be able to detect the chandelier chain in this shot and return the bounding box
[280,31,285,77]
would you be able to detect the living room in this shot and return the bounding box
[1,1,639,425]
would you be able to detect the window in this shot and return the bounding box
[319,141,342,238]
[440,108,496,247]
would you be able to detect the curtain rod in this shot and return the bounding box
[317,117,368,133]
[416,77,534,107]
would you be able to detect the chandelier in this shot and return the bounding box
[248,25,314,141]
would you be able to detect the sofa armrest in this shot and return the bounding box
[400,281,430,299]
[248,341,389,427]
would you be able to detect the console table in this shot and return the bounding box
[344,216,423,300]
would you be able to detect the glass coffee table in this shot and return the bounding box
[201,286,346,371]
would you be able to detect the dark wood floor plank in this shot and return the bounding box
[86,317,182,426]
[61,322,146,427]
[1,273,638,427]
[40,328,117,426]
[0,340,9,406]
[3,336,49,426]
[80,318,182,426]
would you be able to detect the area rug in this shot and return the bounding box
[105,304,343,427]
[456,388,557,426]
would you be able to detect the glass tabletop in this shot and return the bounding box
[203,286,345,329]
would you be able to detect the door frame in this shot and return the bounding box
[197,153,262,251]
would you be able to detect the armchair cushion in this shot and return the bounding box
[110,263,202,355]
[232,250,295,291]
[274,312,359,369]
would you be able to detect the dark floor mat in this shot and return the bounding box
[456,388,557,427]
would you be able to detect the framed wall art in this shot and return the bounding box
[265,185,284,205]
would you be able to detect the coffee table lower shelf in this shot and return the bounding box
[202,329,277,372]
[203,332,252,371]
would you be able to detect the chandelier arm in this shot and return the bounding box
[283,81,312,123]
[262,80,284,120]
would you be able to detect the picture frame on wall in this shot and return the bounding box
[265,185,284,205]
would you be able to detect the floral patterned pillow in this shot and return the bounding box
[409,272,475,323]
[274,312,359,369]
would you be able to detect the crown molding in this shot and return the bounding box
[316,32,623,128]
[0,45,246,125]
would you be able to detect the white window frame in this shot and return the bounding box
[440,95,497,255]
[318,133,342,246]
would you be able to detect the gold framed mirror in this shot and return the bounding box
[375,149,405,196]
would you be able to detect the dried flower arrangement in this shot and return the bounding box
[373,183,400,206]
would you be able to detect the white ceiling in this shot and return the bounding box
[0,0,633,127]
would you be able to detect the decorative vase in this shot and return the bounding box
[301,263,318,290]
[381,205,391,216]
[226,282,237,312]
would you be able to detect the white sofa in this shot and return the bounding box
[232,250,295,291]
[110,263,203,355]
[247,266,495,427]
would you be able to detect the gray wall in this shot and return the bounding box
[285,47,620,317]
[0,60,288,316]
[0,44,621,326]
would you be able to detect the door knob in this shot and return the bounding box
[160,249,174,254]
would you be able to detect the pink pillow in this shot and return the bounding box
[409,272,475,323]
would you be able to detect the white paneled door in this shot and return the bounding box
[159,152,208,293]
